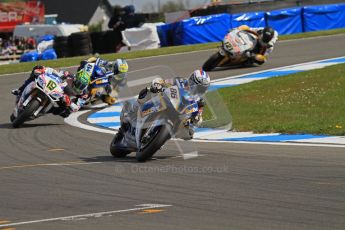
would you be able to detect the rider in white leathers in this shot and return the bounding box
[238,25,278,65]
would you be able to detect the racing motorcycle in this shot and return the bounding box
[76,62,118,106]
[11,72,67,128]
[202,28,258,71]
[110,84,199,162]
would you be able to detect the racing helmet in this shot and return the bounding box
[150,77,165,93]
[188,70,210,96]
[260,26,275,44]
[73,70,90,95]
[113,59,128,81]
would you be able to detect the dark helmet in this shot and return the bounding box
[261,27,275,44]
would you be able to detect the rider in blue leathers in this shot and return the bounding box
[75,57,128,105]
[116,70,210,141]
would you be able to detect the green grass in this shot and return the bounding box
[1,28,345,75]
[203,63,345,136]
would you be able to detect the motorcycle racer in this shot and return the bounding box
[117,70,210,141]
[77,57,129,105]
[237,25,278,65]
[11,65,75,118]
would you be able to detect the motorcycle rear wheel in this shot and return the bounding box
[12,99,40,128]
[136,124,172,162]
[202,52,224,71]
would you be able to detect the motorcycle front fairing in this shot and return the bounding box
[134,85,198,149]
[135,93,170,150]
[220,29,258,65]
[14,73,66,118]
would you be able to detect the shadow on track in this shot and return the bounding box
[0,123,63,129]
[79,155,175,163]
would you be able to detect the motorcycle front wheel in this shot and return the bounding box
[110,132,132,158]
[202,52,224,71]
[136,124,172,162]
[12,99,40,128]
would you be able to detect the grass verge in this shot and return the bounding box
[1,28,345,76]
[203,63,345,136]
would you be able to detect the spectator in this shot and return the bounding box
[0,36,37,58]
[25,37,36,50]
[108,5,126,31]
[122,5,145,29]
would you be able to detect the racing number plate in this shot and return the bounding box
[224,41,233,51]
[46,80,57,91]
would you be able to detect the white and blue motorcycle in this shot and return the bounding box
[110,84,199,162]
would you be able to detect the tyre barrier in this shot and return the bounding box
[53,36,69,58]
[68,32,92,57]
[53,30,123,58]
[90,31,107,54]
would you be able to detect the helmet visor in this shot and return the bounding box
[74,79,88,94]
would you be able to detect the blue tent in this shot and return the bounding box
[20,51,39,62]
[303,3,345,32]
[266,8,303,34]
[231,12,266,28]
[39,48,57,61]
[173,13,231,45]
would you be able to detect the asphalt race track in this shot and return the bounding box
[0,35,345,230]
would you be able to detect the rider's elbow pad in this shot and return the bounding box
[138,88,148,99]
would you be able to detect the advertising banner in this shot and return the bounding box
[0,1,44,32]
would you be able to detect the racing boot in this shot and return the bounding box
[11,89,20,96]
[10,114,16,122]
[180,121,194,141]
[102,95,117,105]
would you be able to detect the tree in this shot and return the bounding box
[161,0,186,13]
[143,2,156,13]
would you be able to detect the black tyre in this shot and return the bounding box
[136,125,172,162]
[68,32,92,57]
[91,32,107,53]
[12,99,40,128]
[69,32,90,40]
[54,36,69,58]
[202,52,224,71]
[110,133,132,158]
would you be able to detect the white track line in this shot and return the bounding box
[64,110,116,135]
[192,139,345,148]
[211,55,345,83]
[0,204,172,228]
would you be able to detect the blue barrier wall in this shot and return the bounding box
[303,3,345,32]
[173,14,231,45]
[266,8,303,34]
[232,12,266,28]
[157,3,345,46]
[157,23,173,47]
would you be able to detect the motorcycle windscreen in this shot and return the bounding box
[114,65,178,100]
[116,66,232,159]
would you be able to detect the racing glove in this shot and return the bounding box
[244,51,255,59]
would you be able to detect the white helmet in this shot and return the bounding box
[150,77,165,93]
[188,70,210,95]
